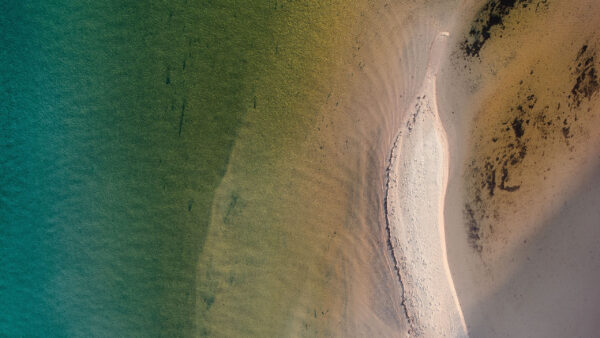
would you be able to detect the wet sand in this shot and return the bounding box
[440,0,600,336]
[196,0,600,336]
[196,1,464,336]
[386,0,600,336]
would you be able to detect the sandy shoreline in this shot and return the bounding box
[379,1,600,336]
[198,0,600,336]
[385,32,467,337]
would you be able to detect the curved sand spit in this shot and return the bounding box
[385,32,467,337]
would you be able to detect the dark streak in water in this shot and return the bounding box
[178,100,186,136]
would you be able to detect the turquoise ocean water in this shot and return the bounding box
[2,1,422,335]
[1,1,267,335]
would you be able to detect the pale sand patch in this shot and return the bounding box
[386,32,467,337]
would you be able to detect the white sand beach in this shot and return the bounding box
[385,32,467,337]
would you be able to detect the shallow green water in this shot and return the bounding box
[2,1,274,335]
[2,0,416,336]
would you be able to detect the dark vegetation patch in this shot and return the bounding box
[464,88,547,250]
[459,7,599,253]
[483,161,496,196]
[464,203,482,252]
[499,167,520,191]
[461,0,549,57]
[570,44,600,108]
[463,44,600,250]
[511,117,525,138]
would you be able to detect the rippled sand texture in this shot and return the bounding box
[195,1,463,336]
[441,0,600,336]
[2,1,462,335]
